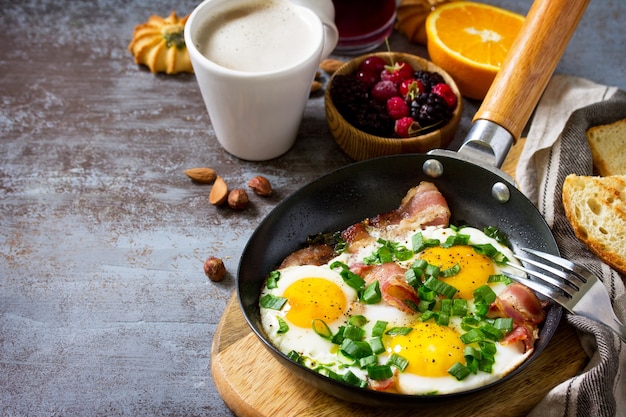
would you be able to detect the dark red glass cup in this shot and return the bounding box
[332,0,397,54]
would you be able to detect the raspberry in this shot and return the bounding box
[431,83,458,109]
[386,97,409,120]
[358,56,386,75]
[381,61,414,85]
[371,80,398,102]
[394,117,417,138]
[399,79,425,100]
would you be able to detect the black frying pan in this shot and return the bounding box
[237,0,589,406]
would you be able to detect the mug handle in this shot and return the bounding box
[290,0,338,59]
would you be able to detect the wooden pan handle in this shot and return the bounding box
[473,0,590,141]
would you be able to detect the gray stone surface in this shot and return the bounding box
[0,0,624,416]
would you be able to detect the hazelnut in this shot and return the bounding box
[227,188,249,210]
[248,176,272,196]
[204,256,226,282]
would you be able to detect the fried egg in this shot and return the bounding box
[259,264,358,364]
[260,225,534,395]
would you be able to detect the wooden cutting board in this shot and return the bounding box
[211,140,589,416]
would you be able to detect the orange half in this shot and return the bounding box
[426,1,524,100]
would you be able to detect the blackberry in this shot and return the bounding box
[413,70,446,93]
[409,92,453,133]
[330,74,394,137]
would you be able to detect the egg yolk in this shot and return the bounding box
[419,245,495,300]
[283,277,347,328]
[385,321,464,377]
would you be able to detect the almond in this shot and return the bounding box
[209,175,228,205]
[248,176,272,196]
[228,189,249,210]
[310,80,322,94]
[320,58,344,74]
[184,167,217,184]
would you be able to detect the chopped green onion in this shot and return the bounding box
[460,328,486,344]
[461,315,481,330]
[266,270,281,289]
[440,298,452,314]
[479,341,497,355]
[342,370,366,387]
[424,264,441,278]
[412,232,440,253]
[287,350,301,363]
[276,316,289,334]
[367,365,393,380]
[452,299,468,316]
[436,311,450,326]
[493,317,513,332]
[441,233,470,248]
[364,239,414,264]
[404,268,421,289]
[260,294,288,310]
[371,320,388,338]
[340,339,373,359]
[359,354,378,368]
[349,315,367,327]
[330,261,365,290]
[473,285,497,305]
[488,274,513,285]
[312,319,332,339]
[317,366,340,381]
[418,285,436,301]
[388,354,409,372]
[420,310,436,322]
[343,325,365,341]
[361,280,381,304]
[464,345,482,360]
[472,243,509,263]
[423,276,458,299]
[385,327,412,336]
[479,323,504,341]
[411,258,428,270]
[418,299,435,313]
[331,326,345,345]
[369,337,385,354]
[448,362,472,380]
[440,263,461,278]
[483,226,511,247]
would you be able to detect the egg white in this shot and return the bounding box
[260,225,533,395]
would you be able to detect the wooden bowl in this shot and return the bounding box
[325,52,462,161]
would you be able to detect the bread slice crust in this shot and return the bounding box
[562,174,626,275]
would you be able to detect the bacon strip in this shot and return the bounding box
[341,222,375,253]
[368,181,451,229]
[488,283,547,351]
[278,244,336,268]
[357,263,419,314]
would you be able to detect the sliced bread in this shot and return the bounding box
[586,118,626,176]
[562,174,626,275]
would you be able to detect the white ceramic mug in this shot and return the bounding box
[185,0,338,161]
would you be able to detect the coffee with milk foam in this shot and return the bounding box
[195,0,320,73]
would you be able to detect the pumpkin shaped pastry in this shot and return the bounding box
[129,11,193,74]
[396,0,453,44]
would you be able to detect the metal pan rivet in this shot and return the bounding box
[423,159,444,178]
[492,182,511,203]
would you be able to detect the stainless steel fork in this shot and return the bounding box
[504,247,626,342]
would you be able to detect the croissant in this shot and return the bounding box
[395,0,453,45]
[128,11,193,74]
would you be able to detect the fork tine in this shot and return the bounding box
[513,254,583,290]
[502,272,572,310]
[505,259,578,296]
[520,247,595,283]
